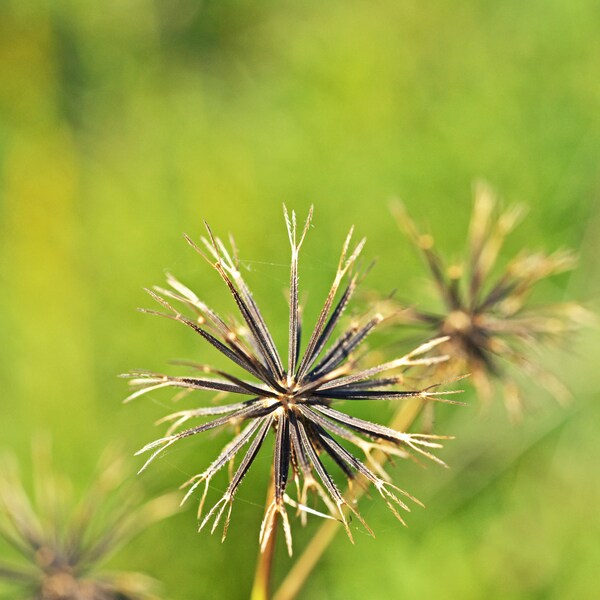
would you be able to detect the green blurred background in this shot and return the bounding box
[1,0,599,598]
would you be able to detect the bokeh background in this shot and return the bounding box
[1,1,599,598]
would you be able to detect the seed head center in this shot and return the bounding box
[278,387,307,410]
[444,310,472,333]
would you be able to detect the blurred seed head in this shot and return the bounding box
[0,441,178,600]
[391,181,591,419]
[126,206,461,555]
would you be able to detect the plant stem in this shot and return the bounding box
[250,474,278,600]
[273,397,425,600]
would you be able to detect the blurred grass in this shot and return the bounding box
[1,0,599,598]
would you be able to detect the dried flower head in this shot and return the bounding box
[0,443,177,600]
[125,207,460,555]
[391,182,586,418]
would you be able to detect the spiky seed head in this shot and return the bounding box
[0,442,178,600]
[391,182,589,418]
[127,206,459,555]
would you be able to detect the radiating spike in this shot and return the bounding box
[318,336,450,391]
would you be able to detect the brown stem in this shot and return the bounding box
[250,473,278,600]
[273,397,425,600]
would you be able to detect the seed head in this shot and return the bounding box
[126,207,460,555]
[0,443,177,600]
[391,182,588,418]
